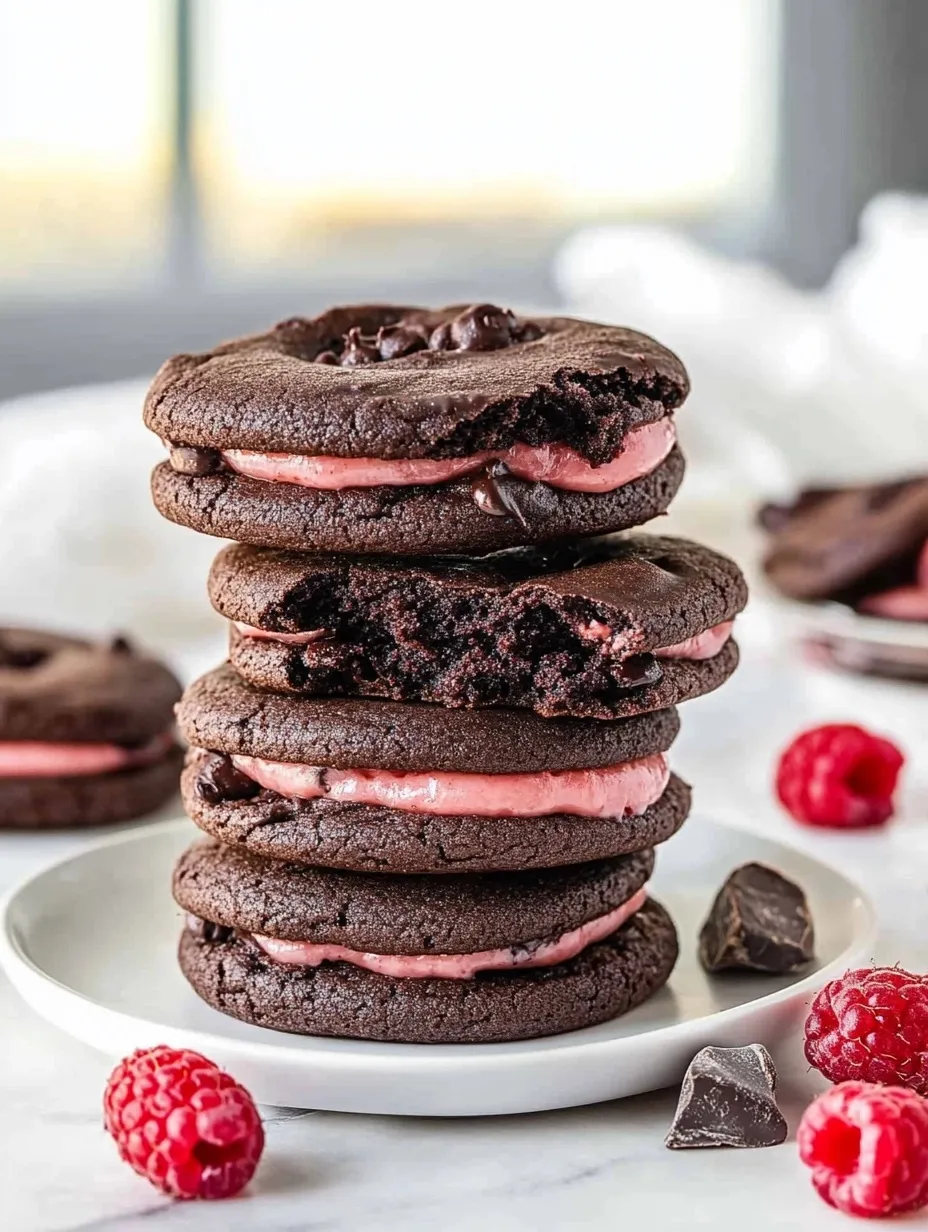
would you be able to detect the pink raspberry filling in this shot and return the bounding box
[230,752,669,819]
[0,730,174,778]
[656,620,735,659]
[578,618,734,660]
[232,616,734,660]
[221,418,675,494]
[232,623,329,645]
[253,885,648,979]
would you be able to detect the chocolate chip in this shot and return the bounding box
[615,654,663,689]
[315,349,339,365]
[168,445,223,476]
[186,914,234,944]
[470,461,529,528]
[516,320,543,343]
[449,303,519,352]
[194,753,261,804]
[665,1044,787,1150]
[699,862,814,974]
[339,327,380,367]
[428,322,452,351]
[108,634,134,655]
[377,323,429,361]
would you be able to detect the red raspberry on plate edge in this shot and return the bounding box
[805,966,928,1095]
[775,723,904,828]
[103,1045,264,1200]
[798,1081,928,1218]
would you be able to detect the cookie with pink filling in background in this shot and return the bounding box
[0,628,182,828]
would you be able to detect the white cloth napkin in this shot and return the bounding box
[0,381,225,678]
[555,192,928,499]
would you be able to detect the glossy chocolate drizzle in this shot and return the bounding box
[470,461,530,527]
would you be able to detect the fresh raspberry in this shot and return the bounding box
[775,723,904,828]
[798,1081,928,1217]
[103,1045,264,1200]
[805,967,928,1093]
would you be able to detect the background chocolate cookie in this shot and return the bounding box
[146,304,689,554]
[760,476,928,605]
[212,534,747,718]
[0,628,182,828]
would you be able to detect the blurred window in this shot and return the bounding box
[0,0,777,297]
[196,0,777,282]
[0,0,171,294]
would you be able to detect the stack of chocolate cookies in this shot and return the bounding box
[145,303,747,1044]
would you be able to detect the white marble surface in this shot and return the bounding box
[4,611,928,1231]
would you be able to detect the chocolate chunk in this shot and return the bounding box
[194,753,261,804]
[315,349,338,365]
[699,862,814,974]
[339,327,380,367]
[377,323,428,361]
[449,303,518,352]
[108,634,134,654]
[616,654,664,689]
[516,320,543,343]
[665,1044,787,1149]
[168,445,223,476]
[185,914,234,944]
[470,461,529,527]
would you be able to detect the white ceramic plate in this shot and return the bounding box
[773,594,928,681]
[0,817,875,1117]
[775,595,928,651]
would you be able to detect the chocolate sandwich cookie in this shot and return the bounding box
[0,628,183,828]
[760,476,928,611]
[211,534,747,719]
[146,303,689,555]
[174,839,678,1043]
[176,666,689,872]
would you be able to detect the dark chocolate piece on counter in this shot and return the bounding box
[665,1044,787,1150]
[194,753,261,804]
[699,862,814,975]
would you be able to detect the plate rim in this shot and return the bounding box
[0,815,878,1076]
[772,594,928,650]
